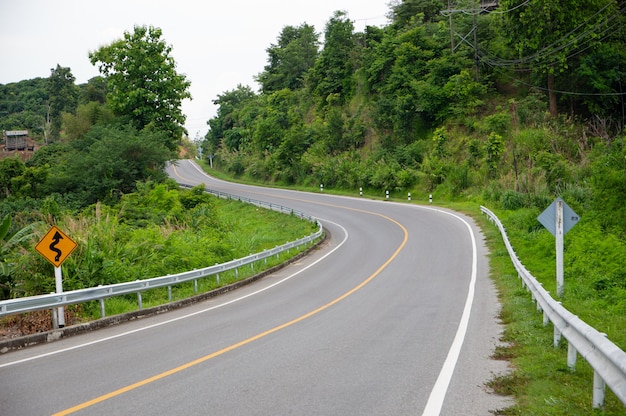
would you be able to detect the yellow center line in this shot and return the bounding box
[53,166,409,415]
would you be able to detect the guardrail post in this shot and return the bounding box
[554,325,562,347]
[567,342,577,370]
[193,279,198,293]
[99,298,106,318]
[543,310,549,326]
[593,370,606,408]
[51,308,58,329]
[49,292,59,329]
[137,291,143,310]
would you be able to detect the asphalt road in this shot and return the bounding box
[0,159,510,415]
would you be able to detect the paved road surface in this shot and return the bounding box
[0,160,510,415]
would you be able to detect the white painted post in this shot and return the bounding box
[408,192,411,201]
[553,325,561,347]
[429,194,433,204]
[386,190,389,199]
[567,342,577,370]
[54,266,65,327]
[593,371,606,408]
[50,292,58,329]
[359,187,363,196]
[556,199,564,298]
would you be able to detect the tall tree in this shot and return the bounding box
[206,85,257,152]
[257,23,320,93]
[79,76,107,105]
[500,0,617,117]
[308,11,357,105]
[388,0,445,26]
[89,25,192,149]
[48,64,78,139]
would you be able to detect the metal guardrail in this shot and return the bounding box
[481,205,626,409]
[0,186,323,319]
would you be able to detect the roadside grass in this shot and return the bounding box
[0,190,320,334]
[474,206,625,415]
[83,245,308,318]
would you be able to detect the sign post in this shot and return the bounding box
[35,226,78,328]
[538,198,579,297]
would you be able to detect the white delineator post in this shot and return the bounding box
[556,199,564,298]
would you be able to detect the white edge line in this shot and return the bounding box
[419,207,478,416]
[0,219,348,369]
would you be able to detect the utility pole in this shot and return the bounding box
[448,1,455,51]
[442,1,499,80]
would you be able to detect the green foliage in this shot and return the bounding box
[2,186,315,300]
[0,78,48,135]
[499,0,618,116]
[308,11,356,106]
[588,138,626,233]
[484,132,503,177]
[257,24,319,93]
[118,181,183,227]
[0,215,40,299]
[206,85,257,152]
[89,25,191,148]
[48,64,78,139]
[62,102,114,140]
[443,70,486,117]
[388,0,445,26]
[431,127,447,157]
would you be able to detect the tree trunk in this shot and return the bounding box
[548,73,558,117]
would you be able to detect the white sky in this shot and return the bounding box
[0,0,390,140]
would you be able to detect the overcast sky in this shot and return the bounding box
[0,0,390,140]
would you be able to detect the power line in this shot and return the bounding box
[478,1,624,68]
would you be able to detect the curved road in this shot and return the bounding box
[0,159,509,415]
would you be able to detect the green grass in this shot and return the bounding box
[473,207,625,415]
[82,235,315,319]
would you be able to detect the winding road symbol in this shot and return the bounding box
[49,231,63,262]
[35,226,77,267]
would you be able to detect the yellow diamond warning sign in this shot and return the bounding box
[35,226,77,267]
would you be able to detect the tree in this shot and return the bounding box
[89,25,192,149]
[257,23,320,93]
[499,0,616,117]
[308,11,357,105]
[47,65,78,139]
[79,76,107,105]
[206,85,257,152]
[62,101,114,140]
[388,0,445,26]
